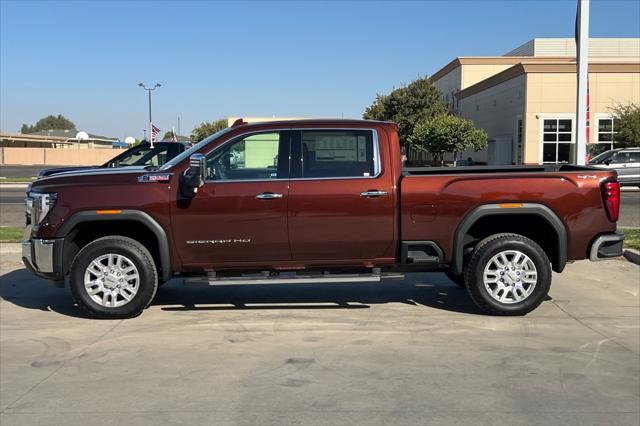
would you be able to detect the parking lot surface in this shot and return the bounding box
[1,244,639,426]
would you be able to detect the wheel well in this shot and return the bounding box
[462,214,560,269]
[62,220,162,277]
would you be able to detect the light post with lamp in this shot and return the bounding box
[138,82,161,146]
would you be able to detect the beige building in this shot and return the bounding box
[430,38,640,165]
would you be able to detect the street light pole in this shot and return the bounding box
[138,82,161,146]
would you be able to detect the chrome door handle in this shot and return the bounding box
[256,192,284,199]
[360,190,388,198]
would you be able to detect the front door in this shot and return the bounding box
[287,128,396,261]
[610,150,640,185]
[172,131,292,267]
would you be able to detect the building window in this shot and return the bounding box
[542,119,573,163]
[516,119,523,165]
[589,118,619,157]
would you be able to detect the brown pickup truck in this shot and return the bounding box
[22,119,624,318]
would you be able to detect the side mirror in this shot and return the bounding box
[180,153,206,198]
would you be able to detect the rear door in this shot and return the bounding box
[287,128,395,261]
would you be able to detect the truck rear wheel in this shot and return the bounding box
[69,236,158,319]
[464,233,551,316]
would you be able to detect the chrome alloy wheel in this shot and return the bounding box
[83,253,140,308]
[482,250,537,304]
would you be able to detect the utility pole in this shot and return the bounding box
[138,82,161,146]
[177,116,181,137]
[575,0,589,165]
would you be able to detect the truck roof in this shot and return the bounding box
[231,118,398,129]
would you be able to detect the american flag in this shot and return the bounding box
[151,124,160,143]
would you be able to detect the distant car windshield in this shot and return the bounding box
[160,127,234,170]
[109,144,182,167]
[589,151,614,164]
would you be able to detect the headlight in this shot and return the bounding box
[28,192,57,225]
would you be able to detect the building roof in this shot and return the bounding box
[430,38,640,83]
[430,56,575,82]
[505,38,640,57]
[0,132,73,146]
[29,129,116,141]
[456,61,640,100]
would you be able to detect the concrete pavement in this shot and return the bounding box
[1,245,638,426]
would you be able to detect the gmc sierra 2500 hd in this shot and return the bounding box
[22,119,624,318]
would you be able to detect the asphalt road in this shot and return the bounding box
[2,186,638,227]
[0,165,49,179]
[1,245,638,426]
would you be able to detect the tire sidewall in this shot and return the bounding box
[466,237,551,315]
[70,237,157,319]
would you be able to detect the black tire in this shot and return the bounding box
[464,233,551,316]
[69,236,158,319]
[445,271,466,287]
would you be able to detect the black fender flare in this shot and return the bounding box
[57,210,172,281]
[451,203,567,275]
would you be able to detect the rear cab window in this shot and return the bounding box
[291,129,378,179]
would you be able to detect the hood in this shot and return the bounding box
[30,166,151,192]
[37,165,100,179]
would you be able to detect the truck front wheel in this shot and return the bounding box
[69,236,158,319]
[464,233,551,316]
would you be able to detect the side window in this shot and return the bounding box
[612,152,630,164]
[296,130,377,178]
[206,132,285,181]
[628,152,640,163]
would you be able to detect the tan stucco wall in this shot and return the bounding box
[461,64,515,89]
[524,72,640,163]
[1,148,121,166]
[433,66,462,110]
[457,74,527,163]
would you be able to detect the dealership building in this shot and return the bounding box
[429,38,640,165]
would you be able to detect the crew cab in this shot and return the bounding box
[22,119,624,318]
[35,141,191,179]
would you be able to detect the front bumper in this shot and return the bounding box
[590,233,625,261]
[21,226,65,285]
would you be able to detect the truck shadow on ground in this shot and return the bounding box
[0,269,484,317]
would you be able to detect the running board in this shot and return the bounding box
[184,270,405,286]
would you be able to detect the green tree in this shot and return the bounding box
[21,114,76,134]
[363,77,447,145]
[162,131,175,140]
[611,103,640,147]
[190,119,228,143]
[409,114,488,165]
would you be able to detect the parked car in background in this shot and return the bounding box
[589,147,640,187]
[36,141,191,179]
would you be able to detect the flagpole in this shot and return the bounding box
[575,0,589,165]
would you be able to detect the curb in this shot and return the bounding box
[623,249,640,265]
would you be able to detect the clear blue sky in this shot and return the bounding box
[1,0,639,139]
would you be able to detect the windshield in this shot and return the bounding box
[115,145,154,166]
[160,127,235,170]
[589,150,614,164]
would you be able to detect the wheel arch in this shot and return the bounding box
[451,203,567,275]
[57,210,172,282]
